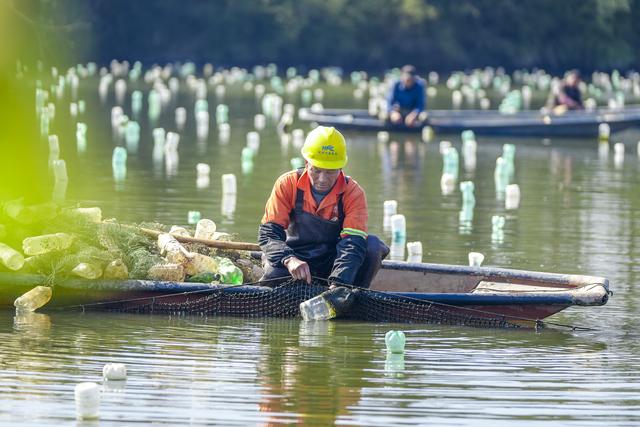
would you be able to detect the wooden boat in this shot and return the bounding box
[298,106,640,137]
[0,261,609,328]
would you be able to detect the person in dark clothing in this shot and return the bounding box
[258,126,389,288]
[553,70,584,112]
[387,65,426,127]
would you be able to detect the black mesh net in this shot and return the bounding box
[84,277,521,328]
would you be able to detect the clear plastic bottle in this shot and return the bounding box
[254,114,266,130]
[494,157,508,194]
[194,219,216,240]
[14,285,52,311]
[147,263,185,282]
[0,242,25,270]
[112,146,127,168]
[22,233,74,256]
[72,262,102,279]
[103,363,127,381]
[185,253,219,276]
[195,99,208,114]
[505,184,521,210]
[52,159,68,182]
[157,233,189,264]
[460,181,476,207]
[75,382,100,420]
[72,207,102,223]
[300,295,335,321]
[461,129,476,143]
[169,225,191,238]
[383,200,397,231]
[103,260,129,280]
[406,242,423,264]
[468,252,485,267]
[216,104,229,124]
[422,126,434,142]
[598,123,610,142]
[131,90,143,113]
[299,287,356,321]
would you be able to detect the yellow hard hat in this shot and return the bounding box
[301,126,348,169]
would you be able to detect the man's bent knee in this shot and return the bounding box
[259,262,291,286]
[353,235,389,288]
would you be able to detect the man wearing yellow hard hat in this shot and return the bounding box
[258,126,389,287]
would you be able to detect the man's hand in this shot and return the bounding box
[389,110,403,125]
[405,110,419,127]
[283,256,312,284]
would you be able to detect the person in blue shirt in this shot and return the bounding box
[387,65,426,127]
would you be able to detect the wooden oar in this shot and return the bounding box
[119,224,261,251]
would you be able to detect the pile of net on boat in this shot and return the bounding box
[0,199,263,285]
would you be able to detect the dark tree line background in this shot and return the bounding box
[7,0,640,73]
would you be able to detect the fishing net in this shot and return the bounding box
[0,201,262,284]
[87,277,521,328]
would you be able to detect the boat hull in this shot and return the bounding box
[298,107,640,137]
[0,262,609,326]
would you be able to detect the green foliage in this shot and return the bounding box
[8,0,640,72]
[78,0,640,72]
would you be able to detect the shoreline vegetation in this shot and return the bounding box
[5,0,640,73]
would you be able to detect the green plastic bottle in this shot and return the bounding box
[385,330,406,353]
[217,258,243,285]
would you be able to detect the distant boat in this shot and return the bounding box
[299,106,640,137]
[0,262,609,328]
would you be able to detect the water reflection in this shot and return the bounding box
[13,311,51,337]
[258,320,376,426]
[221,193,237,220]
[52,179,67,203]
[384,353,405,378]
[165,151,179,178]
[598,141,609,162]
[0,309,637,425]
[196,175,210,189]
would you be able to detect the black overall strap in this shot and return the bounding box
[337,193,345,223]
[337,176,349,224]
[294,188,305,214]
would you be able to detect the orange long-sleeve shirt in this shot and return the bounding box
[261,169,368,238]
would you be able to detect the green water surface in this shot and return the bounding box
[1,81,639,425]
